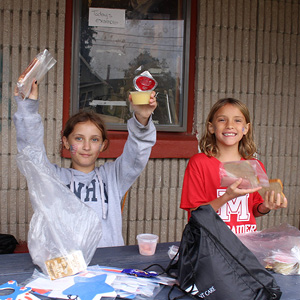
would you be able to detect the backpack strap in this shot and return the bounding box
[143,246,180,278]
[168,283,201,300]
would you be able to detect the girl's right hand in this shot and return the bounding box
[28,80,38,100]
[14,79,38,100]
[198,178,262,212]
[224,178,262,199]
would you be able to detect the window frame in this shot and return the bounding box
[62,0,198,159]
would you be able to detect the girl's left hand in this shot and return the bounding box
[129,91,157,126]
[260,191,288,213]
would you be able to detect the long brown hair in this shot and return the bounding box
[62,110,109,151]
[199,98,257,159]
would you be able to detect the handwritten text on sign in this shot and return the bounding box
[89,8,125,28]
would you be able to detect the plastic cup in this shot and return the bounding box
[136,233,159,256]
[130,91,151,105]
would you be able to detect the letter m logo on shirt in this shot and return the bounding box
[216,189,250,222]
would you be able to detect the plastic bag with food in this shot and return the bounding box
[17,49,56,99]
[17,146,102,280]
[264,246,300,275]
[238,223,300,275]
[219,160,270,189]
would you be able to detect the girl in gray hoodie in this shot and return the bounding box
[14,81,157,247]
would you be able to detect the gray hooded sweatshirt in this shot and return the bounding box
[13,95,156,247]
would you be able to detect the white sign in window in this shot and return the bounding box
[89,8,125,28]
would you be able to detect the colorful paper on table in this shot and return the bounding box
[25,265,175,300]
[0,281,40,300]
[26,271,117,300]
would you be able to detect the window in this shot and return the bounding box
[63,0,198,158]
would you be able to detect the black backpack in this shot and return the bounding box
[0,233,18,254]
[166,205,282,300]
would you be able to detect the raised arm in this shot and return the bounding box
[102,92,157,197]
[13,80,45,152]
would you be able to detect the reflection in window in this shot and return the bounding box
[73,0,191,131]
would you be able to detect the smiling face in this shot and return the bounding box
[208,103,249,152]
[62,120,106,173]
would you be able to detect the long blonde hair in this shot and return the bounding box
[199,98,257,159]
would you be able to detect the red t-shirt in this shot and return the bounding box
[180,153,265,234]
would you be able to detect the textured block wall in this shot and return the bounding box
[0,0,66,242]
[120,158,188,244]
[0,0,299,246]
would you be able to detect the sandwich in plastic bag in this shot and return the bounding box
[17,49,56,99]
[17,146,102,280]
[238,223,300,275]
[258,179,286,203]
[220,160,270,189]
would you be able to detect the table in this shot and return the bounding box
[1,242,299,299]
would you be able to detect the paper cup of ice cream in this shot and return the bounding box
[130,91,152,105]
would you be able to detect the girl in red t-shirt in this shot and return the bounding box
[181,98,287,232]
